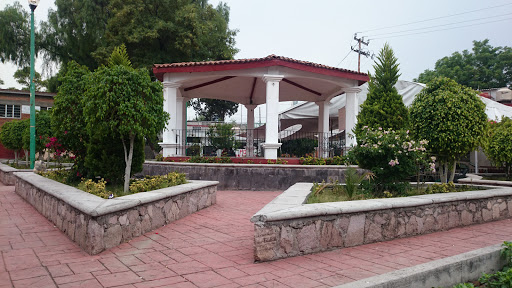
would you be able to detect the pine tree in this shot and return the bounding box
[354,43,409,139]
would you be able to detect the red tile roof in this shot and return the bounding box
[153,55,369,82]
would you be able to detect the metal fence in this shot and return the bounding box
[167,127,347,158]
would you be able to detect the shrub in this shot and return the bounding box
[38,169,72,184]
[300,156,326,165]
[186,144,201,156]
[349,127,432,196]
[129,172,186,193]
[187,156,232,163]
[78,178,109,198]
[483,118,512,179]
[280,138,317,157]
[424,182,456,194]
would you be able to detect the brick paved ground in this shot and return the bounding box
[1,182,512,288]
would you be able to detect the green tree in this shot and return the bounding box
[51,61,91,174]
[39,0,110,71]
[482,118,512,179]
[409,77,487,183]
[207,123,236,153]
[415,40,512,89]
[22,111,53,161]
[191,99,238,121]
[84,46,169,192]
[0,120,28,165]
[355,43,408,138]
[13,67,45,91]
[0,2,31,66]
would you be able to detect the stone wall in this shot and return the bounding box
[251,183,512,262]
[14,172,217,255]
[143,161,359,190]
[0,163,30,185]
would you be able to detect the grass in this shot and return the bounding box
[306,183,488,204]
[483,175,511,181]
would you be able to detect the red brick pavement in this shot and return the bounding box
[1,182,512,287]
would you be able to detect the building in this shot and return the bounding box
[0,89,55,158]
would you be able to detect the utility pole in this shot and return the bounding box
[351,33,370,73]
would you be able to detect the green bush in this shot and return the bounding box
[280,138,317,157]
[349,127,432,196]
[300,156,326,165]
[187,156,232,163]
[186,144,201,156]
[129,172,187,193]
[78,178,109,198]
[425,182,456,194]
[38,169,72,184]
[483,118,512,179]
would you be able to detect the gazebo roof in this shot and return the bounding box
[153,55,369,105]
[153,55,368,82]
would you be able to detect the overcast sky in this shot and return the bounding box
[1,0,511,122]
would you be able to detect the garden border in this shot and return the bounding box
[251,183,512,262]
[334,243,507,288]
[14,172,218,255]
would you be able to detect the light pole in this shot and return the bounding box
[28,0,39,169]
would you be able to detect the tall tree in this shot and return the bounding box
[84,46,169,192]
[410,77,487,183]
[191,99,238,121]
[13,67,45,91]
[0,2,31,66]
[95,0,238,68]
[415,40,512,89]
[39,0,110,71]
[355,43,408,138]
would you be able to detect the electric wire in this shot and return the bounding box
[357,2,512,33]
[369,16,512,40]
[367,11,512,38]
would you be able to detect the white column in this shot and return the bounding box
[262,74,284,159]
[176,96,186,156]
[317,101,329,158]
[160,82,182,157]
[344,87,361,148]
[245,104,257,157]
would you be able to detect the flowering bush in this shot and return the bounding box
[45,136,67,162]
[349,127,434,196]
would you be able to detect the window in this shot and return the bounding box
[0,104,21,118]
[40,107,51,111]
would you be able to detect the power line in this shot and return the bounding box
[357,2,512,34]
[369,16,512,40]
[336,49,352,67]
[367,11,512,38]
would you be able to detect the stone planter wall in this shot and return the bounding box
[0,163,31,185]
[143,161,360,190]
[251,183,512,262]
[14,172,218,255]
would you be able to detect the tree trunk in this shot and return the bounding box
[24,149,28,165]
[14,151,18,166]
[449,161,457,182]
[122,134,135,193]
[440,163,447,183]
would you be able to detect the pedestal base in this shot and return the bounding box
[262,143,282,159]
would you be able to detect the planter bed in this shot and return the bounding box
[14,172,218,255]
[251,182,512,262]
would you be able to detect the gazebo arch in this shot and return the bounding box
[153,55,368,159]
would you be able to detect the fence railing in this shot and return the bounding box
[167,127,348,158]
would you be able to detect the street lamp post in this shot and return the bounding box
[28,0,39,169]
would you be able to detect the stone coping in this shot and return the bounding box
[251,182,507,223]
[14,172,218,217]
[459,174,512,187]
[145,160,357,170]
[0,162,31,172]
[335,243,506,288]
